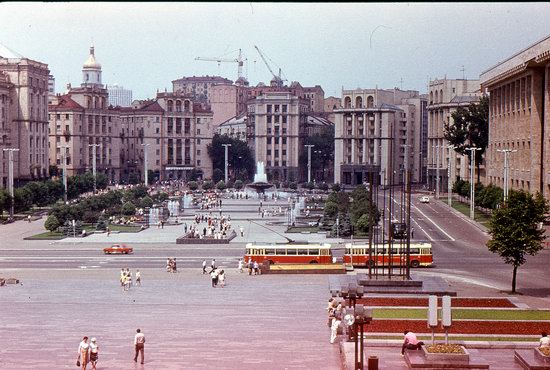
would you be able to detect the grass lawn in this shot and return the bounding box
[451,200,492,227]
[107,224,142,232]
[286,226,320,233]
[373,308,550,320]
[25,231,65,240]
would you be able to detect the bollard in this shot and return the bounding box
[367,356,378,370]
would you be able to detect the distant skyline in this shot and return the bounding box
[1,2,549,100]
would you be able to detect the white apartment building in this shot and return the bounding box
[107,84,133,107]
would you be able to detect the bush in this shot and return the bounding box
[96,217,107,231]
[216,180,226,191]
[332,183,341,192]
[121,202,136,216]
[324,201,339,219]
[44,214,60,232]
[234,180,243,190]
[202,181,213,191]
[212,168,224,183]
[289,182,298,190]
[83,211,99,224]
[302,182,315,190]
[226,180,234,189]
[317,182,329,191]
[140,196,154,209]
[188,181,198,191]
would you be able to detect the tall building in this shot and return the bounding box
[427,79,481,194]
[0,43,50,187]
[210,83,249,128]
[172,75,232,103]
[480,35,550,200]
[107,84,133,107]
[333,88,426,186]
[48,46,123,182]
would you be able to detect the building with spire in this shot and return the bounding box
[49,45,123,182]
[0,43,50,187]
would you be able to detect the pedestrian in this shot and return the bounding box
[120,268,125,288]
[210,268,219,288]
[202,260,207,274]
[89,337,99,370]
[253,260,260,275]
[133,328,146,364]
[161,220,164,229]
[218,269,226,288]
[401,330,424,356]
[106,227,110,237]
[211,259,216,271]
[411,227,415,238]
[330,302,343,344]
[238,258,244,273]
[239,226,244,237]
[248,260,253,275]
[540,332,550,348]
[172,258,177,272]
[166,258,172,272]
[184,223,188,234]
[77,336,89,370]
[27,215,31,223]
[157,221,161,229]
[135,270,141,286]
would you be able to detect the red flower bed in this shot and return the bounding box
[365,319,548,335]
[357,297,516,308]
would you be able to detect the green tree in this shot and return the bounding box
[202,181,213,191]
[234,180,243,190]
[121,201,136,216]
[140,196,154,209]
[14,187,33,213]
[216,180,226,191]
[44,214,60,232]
[207,134,255,181]
[299,128,335,182]
[487,190,549,293]
[213,168,224,183]
[188,181,199,191]
[289,182,298,190]
[0,189,11,217]
[444,95,489,182]
[323,201,339,219]
[332,183,341,192]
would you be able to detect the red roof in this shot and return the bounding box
[141,100,164,112]
[50,94,83,110]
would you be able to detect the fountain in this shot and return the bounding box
[148,207,160,226]
[246,161,274,195]
[167,199,181,217]
[183,193,193,209]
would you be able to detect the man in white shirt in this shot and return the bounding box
[541,332,550,348]
[134,328,146,364]
[401,330,424,356]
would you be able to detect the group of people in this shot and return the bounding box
[243,258,260,275]
[327,298,343,344]
[202,259,226,287]
[166,258,177,272]
[120,268,140,291]
[77,336,99,370]
[186,212,233,239]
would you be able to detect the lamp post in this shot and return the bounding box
[447,145,455,207]
[61,146,70,203]
[88,144,101,194]
[222,143,231,183]
[3,148,19,220]
[496,148,517,203]
[465,147,482,220]
[435,144,440,199]
[141,143,150,187]
[305,144,314,183]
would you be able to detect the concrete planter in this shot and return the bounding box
[422,345,470,362]
[535,347,550,363]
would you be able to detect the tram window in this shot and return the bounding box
[265,249,275,255]
[410,248,420,254]
[378,249,387,254]
[320,249,329,256]
[287,249,297,255]
[309,249,319,255]
[391,248,399,254]
[246,249,250,254]
[276,249,286,255]
[298,249,308,255]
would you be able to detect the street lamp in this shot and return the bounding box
[141,143,150,187]
[447,145,455,207]
[305,144,314,183]
[2,148,19,220]
[222,143,231,183]
[88,144,101,194]
[496,148,517,204]
[465,147,482,220]
[61,146,70,203]
[435,144,440,199]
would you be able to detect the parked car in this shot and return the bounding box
[420,196,430,203]
[103,244,133,254]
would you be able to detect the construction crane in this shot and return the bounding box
[195,49,247,81]
[254,45,286,87]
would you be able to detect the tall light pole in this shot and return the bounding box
[465,147,482,220]
[141,143,150,187]
[222,143,231,183]
[305,144,314,183]
[88,144,101,194]
[435,144,440,199]
[447,145,455,207]
[3,148,19,220]
[497,148,517,203]
[61,146,70,203]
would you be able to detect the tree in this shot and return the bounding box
[207,134,255,181]
[349,185,380,227]
[44,215,60,232]
[444,95,489,182]
[202,181,213,191]
[121,202,136,216]
[487,190,549,293]
[213,168,224,183]
[234,180,243,190]
[332,183,341,192]
[216,180,226,191]
[140,196,154,209]
[0,189,11,217]
[188,181,198,191]
[323,201,339,219]
[299,128,335,182]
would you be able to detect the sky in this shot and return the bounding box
[1,2,549,100]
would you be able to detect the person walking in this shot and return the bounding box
[239,226,244,237]
[166,258,172,272]
[211,259,216,271]
[237,258,244,273]
[89,338,99,370]
[202,260,207,274]
[134,328,146,364]
[218,269,226,288]
[330,303,343,344]
[77,336,90,370]
[210,268,219,288]
[135,270,141,286]
[253,260,260,275]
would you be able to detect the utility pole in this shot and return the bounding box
[465,147,482,220]
[3,148,19,220]
[435,144,440,199]
[222,144,231,183]
[305,144,314,183]
[497,148,517,203]
[447,145,455,207]
[141,143,150,187]
[61,146,69,203]
[88,144,100,194]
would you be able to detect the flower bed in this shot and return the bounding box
[423,344,469,361]
[357,297,516,308]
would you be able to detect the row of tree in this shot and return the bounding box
[453,179,504,210]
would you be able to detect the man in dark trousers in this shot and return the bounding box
[134,328,146,364]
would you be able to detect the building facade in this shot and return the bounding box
[48,46,123,183]
[217,112,247,141]
[210,83,249,128]
[427,79,481,194]
[172,75,232,103]
[480,35,550,200]
[334,88,426,187]
[0,43,50,187]
[107,84,133,107]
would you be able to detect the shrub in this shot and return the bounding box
[202,181,213,191]
[216,180,226,191]
[140,196,154,209]
[44,214,60,232]
[121,202,136,216]
[332,183,341,192]
[324,201,339,218]
[289,182,298,190]
[188,181,198,191]
[317,182,329,191]
[234,180,243,190]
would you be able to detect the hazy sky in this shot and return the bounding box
[1,2,549,100]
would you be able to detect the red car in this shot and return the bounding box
[103,244,133,254]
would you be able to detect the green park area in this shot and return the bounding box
[372,308,550,320]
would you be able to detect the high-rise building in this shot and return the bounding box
[172,75,232,103]
[107,84,133,107]
[0,43,50,187]
[480,35,550,200]
[427,79,481,194]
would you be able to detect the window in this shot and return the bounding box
[267,149,271,156]
[267,105,272,113]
